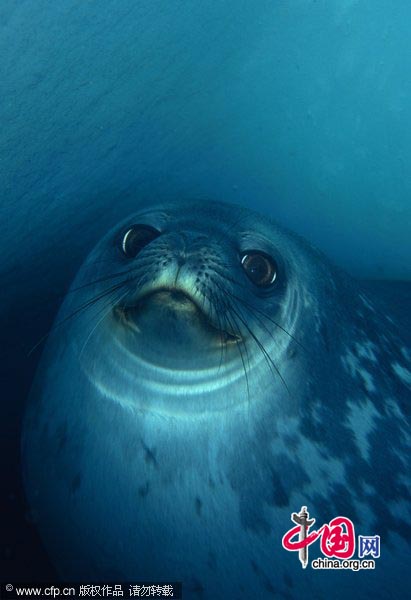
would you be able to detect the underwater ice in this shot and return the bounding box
[1,0,411,302]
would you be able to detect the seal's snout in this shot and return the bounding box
[113,285,240,369]
[133,288,200,317]
[119,288,237,342]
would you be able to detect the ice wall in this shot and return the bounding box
[1,0,411,295]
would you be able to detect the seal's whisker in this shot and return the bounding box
[236,301,280,349]
[82,249,167,284]
[84,245,166,269]
[224,306,250,403]
[208,282,251,401]
[224,287,306,351]
[28,279,130,356]
[35,269,135,307]
[208,265,247,288]
[226,288,304,353]
[229,310,252,404]
[208,266,301,348]
[207,289,226,373]
[229,301,291,397]
[226,303,251,373]
[204,284,240,353]
[246,303,306,351]
[124,270,152,298]
[66,269,136,295]
[79,289,129,360]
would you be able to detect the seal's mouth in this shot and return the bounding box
[114,288,240,361]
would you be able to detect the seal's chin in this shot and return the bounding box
[113,289,240,369]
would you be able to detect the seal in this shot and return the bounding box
[22,200,410,599]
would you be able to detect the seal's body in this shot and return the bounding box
[23,201,410,598]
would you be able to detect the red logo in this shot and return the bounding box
[282,506,355,568]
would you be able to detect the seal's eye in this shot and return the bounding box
[121,225,160,258]
[240,251,277,287]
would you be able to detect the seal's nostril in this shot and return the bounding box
[176,255,186,267]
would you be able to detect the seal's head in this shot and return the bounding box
[71,199,319,414]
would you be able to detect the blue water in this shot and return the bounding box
[1,0,411,589]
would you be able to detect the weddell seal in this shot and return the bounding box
[23,200,410,599]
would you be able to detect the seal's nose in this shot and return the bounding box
[157,230,217,290]
[170,231,208,268]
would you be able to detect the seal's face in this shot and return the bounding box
[113,215,282,366]
[68,201,308,413]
